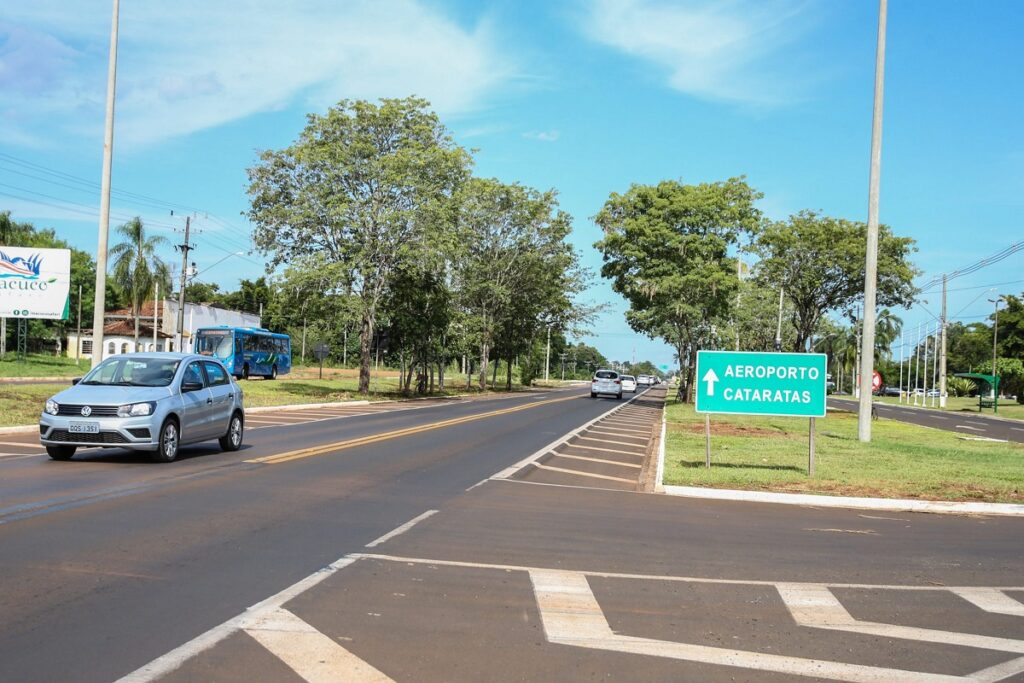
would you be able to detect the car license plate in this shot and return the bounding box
[68,421,100,434]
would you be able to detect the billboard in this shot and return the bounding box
[0,247,72,320]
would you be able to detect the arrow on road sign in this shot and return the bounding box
[702,368,719,396]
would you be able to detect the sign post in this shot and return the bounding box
[314,342,330,379]
[695,350,827,475]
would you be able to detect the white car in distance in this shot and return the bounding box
[620,375,637,393]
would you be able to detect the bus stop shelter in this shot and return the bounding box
[954,372,1001,413]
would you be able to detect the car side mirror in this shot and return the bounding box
[71,377,82,386]
[182,381,204,393]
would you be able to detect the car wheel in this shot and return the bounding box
[46,445,76,461]
[267,364,277,380]
[242,364,250,380]
[219,412,244,452]
[152,418,179,463]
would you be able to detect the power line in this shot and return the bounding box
[916,239,1024,291]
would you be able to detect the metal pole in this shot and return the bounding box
[897,328,903,403]
[544,325,551,382]
[922,329,929,405]
[939,275,948,408]
[857,0,887,442]
[704,414,711,468]
[992,299,999,411]
[774,287,784,351]
[808,417,816,476]
[153,282,158,350]
[91,0,120,368]
[913,323,921,406]
[175,216,191,352]
[75,284,82,364]
[931,324,939,408]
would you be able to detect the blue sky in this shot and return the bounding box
[1,0,1022,368]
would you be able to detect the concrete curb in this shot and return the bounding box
[0,376,71,384]
[829,397,1024,426]
[0,425,38,435]
[661,485,1024,517]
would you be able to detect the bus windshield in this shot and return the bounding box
[195,330,234,360]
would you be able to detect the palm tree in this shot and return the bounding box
[874,309,903,361]
[109,218,172,345]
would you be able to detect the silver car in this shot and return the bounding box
[590,369,623,399]
[39,353,245,463]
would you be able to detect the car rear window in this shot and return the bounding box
[595,371,617,379]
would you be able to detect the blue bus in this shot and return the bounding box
[193,326,292,380]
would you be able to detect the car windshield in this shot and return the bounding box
[80,357,180,387]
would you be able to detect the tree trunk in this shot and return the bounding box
[358,310,373,394]
[478,341,489,390]
[506,354,513,391]
[492,356,499,386]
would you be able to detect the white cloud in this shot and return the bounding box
[579,0,820,106]
[523,130,560,142]
[2,0,516,147]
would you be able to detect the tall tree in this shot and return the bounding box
[107,217,172,344]
[453,178,583,390]
[755,210,918,352]
[247,97,471,393]
[594,177,763,401]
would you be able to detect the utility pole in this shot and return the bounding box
[75,284,82,364]
[857,0,887,442]
[91,0,120,368]
[152,282,158,351]
[774,287,784,351]
[938,274,948,408]
[991,297,1000,398]
[174,216,193,353]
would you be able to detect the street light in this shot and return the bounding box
[988,296,1003,399]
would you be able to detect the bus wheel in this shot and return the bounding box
[267,365,278,380]
[242,364,250,380]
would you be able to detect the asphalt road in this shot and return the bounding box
[1,385,1022,682]
[829,396,1024,443]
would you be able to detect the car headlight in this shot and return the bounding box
[117,402,155,417]
[45,399,59,416]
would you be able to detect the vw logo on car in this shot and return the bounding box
[80,406,91,417]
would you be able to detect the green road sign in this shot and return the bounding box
[659,364,669,371]
[695,350,827,417]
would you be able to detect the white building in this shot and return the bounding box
[67,300,261,360]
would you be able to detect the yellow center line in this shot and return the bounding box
[245,394,582,465]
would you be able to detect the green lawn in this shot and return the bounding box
[0,354,89,378]
[871,395,1024,421]
[0,373,526,428]
[663,399,1024,503]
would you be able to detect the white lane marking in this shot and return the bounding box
[576,435,645,450]
[951,588,1024,617]
[584,428,648,440]
[364,510,437,548]
[972,656,1024,683]
[563,443,645,457]
[464,477,490,492]
[530,569,962,683]
[777,583,1024,654]
[0,451,45,459]
[598,418,651,428]
[530,463,635,483]
[115,555,359,683]
[550,452,642,468]
[358,553,1024,593]
[0,440,43,448]
[589,424,650,434]
[244,608,394,683]
[955,425,985,432]
[490,389,648,480]
[115,509,435,683]
[1012,428,1024,433]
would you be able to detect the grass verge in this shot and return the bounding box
[0,373,529,428]
[663,398,1024,503]
[869,395,1024,422]
[0,354,89,378]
